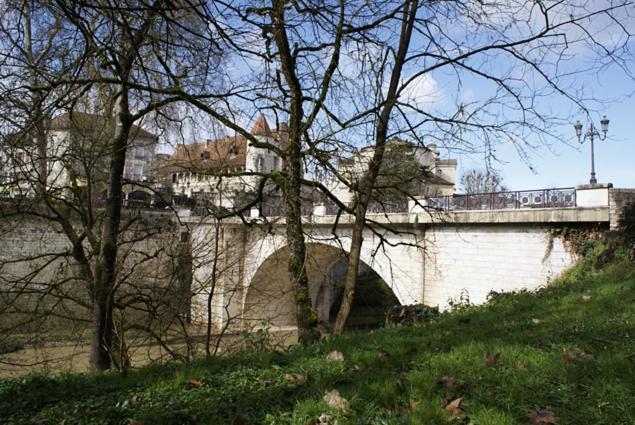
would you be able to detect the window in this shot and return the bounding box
[133,164,143,181]
[134,146,145,158]
[172,173,177,183]
[256,155,264,172]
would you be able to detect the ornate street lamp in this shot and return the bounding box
[574,115,610,185]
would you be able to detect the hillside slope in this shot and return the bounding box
[1,250,634,424]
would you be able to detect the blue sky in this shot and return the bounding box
[433,2,635,191]
[163,1,635,193]
[454,66,635,191]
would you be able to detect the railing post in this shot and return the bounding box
[574,189,577,207]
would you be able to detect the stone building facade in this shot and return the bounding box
[326,138,457,206]
[0,112,158,201]
[163,114,288,208]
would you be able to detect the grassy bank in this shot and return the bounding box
[1,250,634,424]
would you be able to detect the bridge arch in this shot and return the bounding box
[242,242,401,330]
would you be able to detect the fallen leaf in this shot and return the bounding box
[444,397,464,418]
[326,350,344,361]
[427,342,441,352]
[527,410,556,424]
[532,318,541,325]
[394,405,410,416]
[323,389,349,410]
[232,417,250,425]
[562,350,571,366]
[376,348,388,359]
[392,400,419,416]
[284,373,306,383]
[516,361,528,370]
[438,376,461,389]
[484,351,501,367]
[188,378,202,387]
[128,420,144,425]
[574,348,591,361]
[581,295,592,302]
[315,413,338,425]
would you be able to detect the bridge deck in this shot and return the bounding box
[186,205,609,227]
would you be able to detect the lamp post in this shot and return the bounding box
[574,115,609,185]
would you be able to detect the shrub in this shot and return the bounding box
[385,304,440,326]
[0,335,25,355]
[618,201,635,244]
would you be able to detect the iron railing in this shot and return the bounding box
[48,186,575,217]
[427,187,576,211]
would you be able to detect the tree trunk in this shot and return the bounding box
[90,288,114,369]
[271,0,320,343]
[333,198,369,334]
[334,0,419,335]
[206,218,221,356]
[23,1,47,195]
[90,86,131,370]
[285,151,319,343]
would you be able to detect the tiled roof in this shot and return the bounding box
[428,174,454,186]
[164,136,247,173]
[163,115,289,174]
[436,159,457,166]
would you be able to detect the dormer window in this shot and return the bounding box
[201,151,210,160]
[229,145,238,158]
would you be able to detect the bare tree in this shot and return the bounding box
[2,0,634,371]
[460,168,507,194]
[0,0,227,370]
[325,0,635,332]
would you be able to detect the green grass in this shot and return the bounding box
[1,250,634,424]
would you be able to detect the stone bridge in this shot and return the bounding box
[186,184,633,334]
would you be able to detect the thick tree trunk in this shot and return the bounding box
[90,289,115,369]
[284,147,319,343]
[271,0,320,343]
[90,86,131,370]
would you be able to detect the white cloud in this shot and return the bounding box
[398,73,445,107]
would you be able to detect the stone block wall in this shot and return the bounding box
[609,188,635,230]
[0,214,186,330]
[423,224,575,310]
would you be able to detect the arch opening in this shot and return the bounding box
[243,243,400,332]
[127,190,151,207]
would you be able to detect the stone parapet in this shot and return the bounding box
[576,183,612,208]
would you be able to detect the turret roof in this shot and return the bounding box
[250,113,272,137]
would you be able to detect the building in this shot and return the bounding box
[327,138,457,206]
[1,112,158,202]
[163,114,288,209]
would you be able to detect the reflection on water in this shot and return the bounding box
[0,329,298,379]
